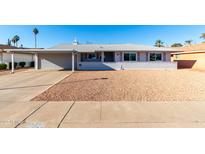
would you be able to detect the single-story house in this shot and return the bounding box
[5,43,179,72]
[171,43,205,70]
[0,44,34,68]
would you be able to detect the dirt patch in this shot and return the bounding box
[33,70,205,101]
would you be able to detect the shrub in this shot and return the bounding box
[0,63,7,70]
[30,61,35,67]
[9,62,18,69]
[19,62,26,68]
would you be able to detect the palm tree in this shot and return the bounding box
[11,37,16,46]
[33,28,39,48]
[11,35,20,47]
[185,40,193,45]
[7,39,11,46]
[200,33,205,42]
[154,40,164,47]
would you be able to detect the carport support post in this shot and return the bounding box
[72,52,74,72]
[11,52,14,73]
[34,53,38,70]
[101,52,104,62]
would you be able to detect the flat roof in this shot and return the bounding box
[49,43,179,52]
[5,48,75,53]
[5,43,180,53]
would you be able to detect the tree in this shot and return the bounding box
[11,35,20,47]
[11,37,16,46]
[185,40,193,45]
[7,39,11,46]
[33,28,39,48]
[200,33,205,42]
[171,43,183,47]
[154,40,164,47]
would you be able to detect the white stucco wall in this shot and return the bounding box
[139,52,146,61]
[77,51,175,70]
[77,61,177,70]
[20,51,173,70]
[166,52,171,61]
[115,51,122,62]
[39,53,73,70]
[1,53,33,67]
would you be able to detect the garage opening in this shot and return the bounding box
[39,53,75,70]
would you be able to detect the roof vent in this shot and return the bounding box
[72,38,79,45]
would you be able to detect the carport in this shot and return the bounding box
[5,49,77,73]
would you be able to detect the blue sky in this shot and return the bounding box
[0,25,205,48]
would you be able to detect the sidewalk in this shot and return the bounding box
[1,101,205,128]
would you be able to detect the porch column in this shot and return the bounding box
[11,52,14,73]
[137,52,140,61]
[34,53,38,70]
[122,52,124,62]
[101,52,104,62]
[146,52,149,61]
[72,52,75,72]
[163,52,166,61]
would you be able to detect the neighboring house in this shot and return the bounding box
[0,44,34,68]
[5,43,179,72]
[171,43,205,70]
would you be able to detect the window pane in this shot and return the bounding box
[81,53,101,62]
[156,53,162,61]
[130,53,136,61]
[150,53,156,61]
[124,53,136,61]
[124,53,129,61]
[104,52,114,62]
[88,53,96,59]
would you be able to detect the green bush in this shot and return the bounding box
[30,61,34,67]
[9,62,18,69]
[19,62,26,68]
[0,63,7,70]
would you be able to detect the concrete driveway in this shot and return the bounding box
[0,70,71,108]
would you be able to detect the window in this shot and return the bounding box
[104,52,114,62]
[124,52,136,61]
[88,53,96,60]
[149,53,162,61]
[81,53,101,62]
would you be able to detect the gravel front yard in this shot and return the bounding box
[33,70,205,101]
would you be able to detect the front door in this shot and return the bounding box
[104,52,114,62]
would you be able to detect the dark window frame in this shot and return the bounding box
[80,53,101,62]
[149,53,162,61]
[124,52,136,61]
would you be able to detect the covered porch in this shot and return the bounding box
[5,49,77,73]
[77,51,176,70]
